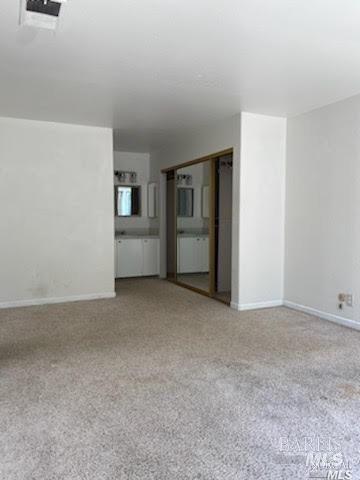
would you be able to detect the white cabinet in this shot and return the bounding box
[201,237,209,272]
[116,239,143,278]
[116,238,159,278]
[177,236,209,274]
[142,238,159,276]
[177,237,196,273]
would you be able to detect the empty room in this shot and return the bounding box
[1,1,360,479]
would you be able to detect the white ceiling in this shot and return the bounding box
[1,0,360,150]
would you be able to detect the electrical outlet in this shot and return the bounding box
[338,293,346,302]
[346,294,353,307]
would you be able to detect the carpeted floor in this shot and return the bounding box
[1,278,360,480]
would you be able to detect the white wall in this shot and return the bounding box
[0,117,115,307]
[285,95,360,326]
[151,114,241,305]
[114,151,158,232]
[238,113,286,309]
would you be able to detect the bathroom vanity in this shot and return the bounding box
[115,235,159,278]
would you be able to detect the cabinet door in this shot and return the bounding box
[114,241,118,278]
[177,237,194,273]
[193,237,204,272]
[201,237,209,272]
[177,238,181,273]
[117,239,143,278]
[142,239,159,276]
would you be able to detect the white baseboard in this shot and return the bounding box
[284,300,360,331]
[231,300,284,311]
[0,292,116,310]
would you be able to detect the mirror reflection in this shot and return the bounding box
[177,188,194,217]
[115,186,141,217]
[176,161,210,293]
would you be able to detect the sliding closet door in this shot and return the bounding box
[175,160,213,295]
[164,149,233,304]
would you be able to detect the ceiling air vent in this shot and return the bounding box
[20,0,67,30]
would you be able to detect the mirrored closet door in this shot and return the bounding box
[176,160,212,295]
[163,148,233,305]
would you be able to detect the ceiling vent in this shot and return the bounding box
[20,0,67,30]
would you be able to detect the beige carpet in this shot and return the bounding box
[1,278,360,479]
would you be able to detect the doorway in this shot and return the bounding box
[163,149,233,305]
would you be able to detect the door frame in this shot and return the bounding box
[161,148,233,305]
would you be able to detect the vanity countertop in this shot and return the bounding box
[177,232,209,238]
[115,234,159,240]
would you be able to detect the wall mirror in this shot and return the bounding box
[177,188,194,217]
[176,161,211,294]
[115,186,141,217]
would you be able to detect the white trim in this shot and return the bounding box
[231,300,284,311]
[284,301,360,332]
[0,292,116,310]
